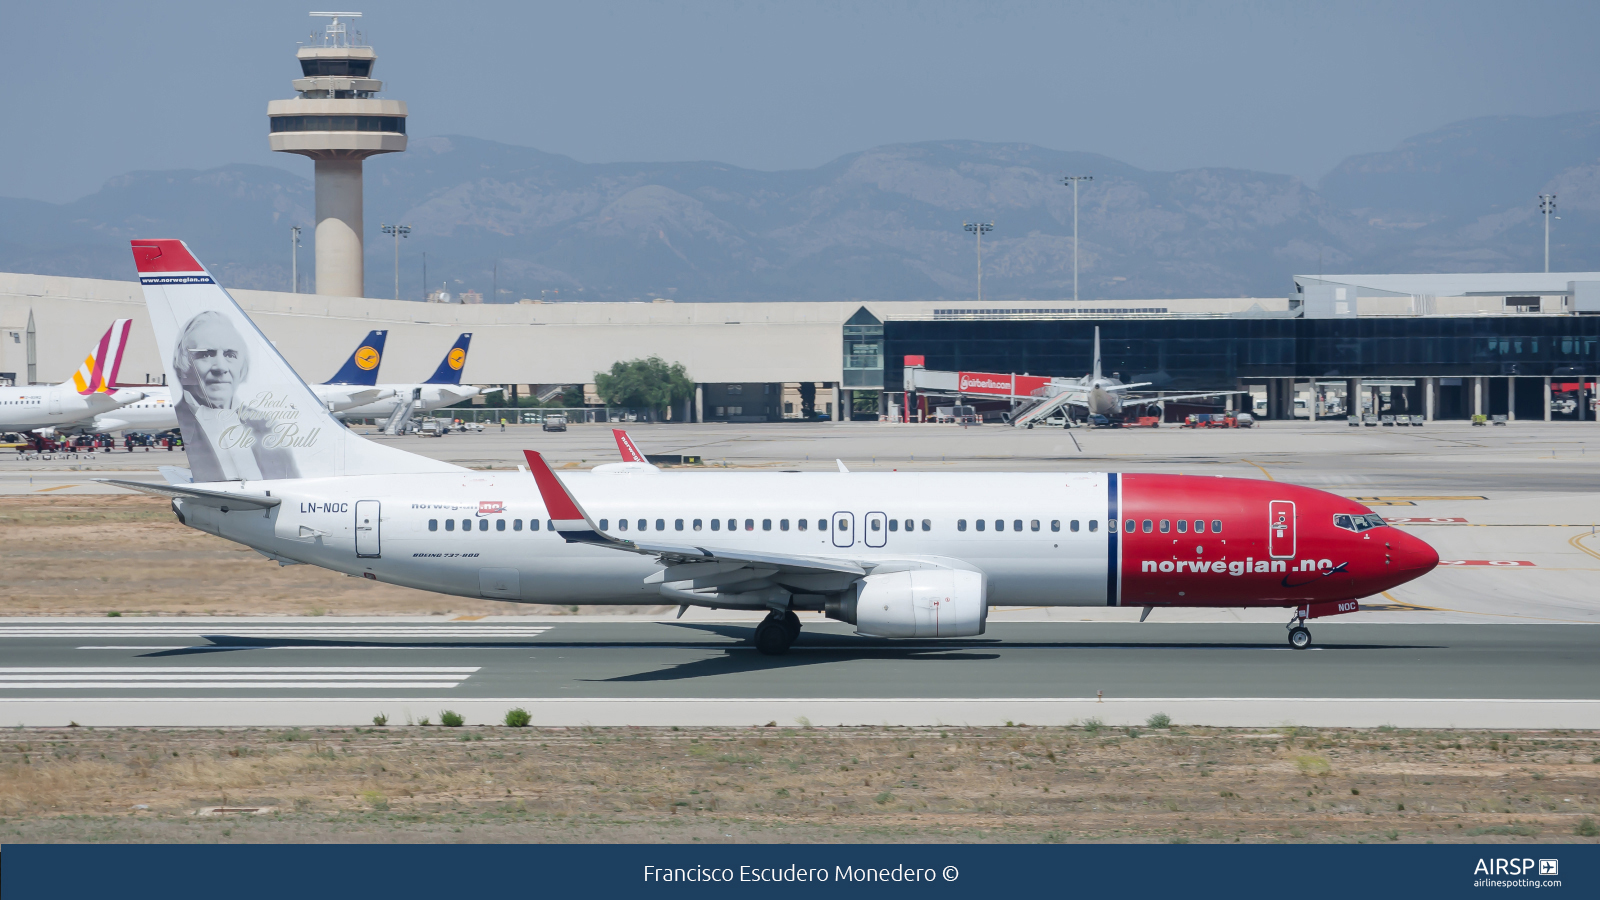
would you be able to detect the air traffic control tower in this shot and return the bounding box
[268,12,406,298]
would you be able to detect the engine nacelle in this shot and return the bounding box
[830,568,987,638]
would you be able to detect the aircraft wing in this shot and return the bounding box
[93,478,281,510]
[1101,382,1154,393]
[522,450,863,580]
[1121,390,1249,404]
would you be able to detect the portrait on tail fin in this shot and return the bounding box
[170,311,300,482]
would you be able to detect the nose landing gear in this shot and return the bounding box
[1286,613,1312,650]
[754,609,802,656]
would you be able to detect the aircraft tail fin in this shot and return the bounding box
[1092,326,1103,382]
[129,239,461,483]
[323,329,388,386]
[612,429,647,462]
[425,333,473,385]
[65,319,132,395]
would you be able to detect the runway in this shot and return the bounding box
[2,618,1596,728]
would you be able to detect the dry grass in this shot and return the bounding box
[2,725,1598,843]
[0,496,662,617]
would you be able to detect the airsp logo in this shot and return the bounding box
[1539,859,1559,876]
[355,346,380,370]
[447,348,466,370]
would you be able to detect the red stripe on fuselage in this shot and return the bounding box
[1118,474,1437,608]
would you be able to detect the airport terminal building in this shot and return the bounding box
[2,269,1597,423]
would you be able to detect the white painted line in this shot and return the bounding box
[0,674,474,682]
[0,682,467,690]
[0,667,480,673]
[76,646,190,650]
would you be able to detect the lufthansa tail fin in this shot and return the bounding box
[64,319,132,395]
[323,330,388,386]
[425,333,473,385]
[130,239,461,484]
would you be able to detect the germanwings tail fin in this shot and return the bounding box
[65,319,132,395]
[130,239,461,483]
[425,333,473,385]
[323,329,387,386]
[613,429,646,462]
[1092,326,1102,382]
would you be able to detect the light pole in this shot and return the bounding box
[1539,194,1558,273]
[290,226,302,293]
[1060,175,1092,301]
[381,224,411,301]
[963,221,994,302]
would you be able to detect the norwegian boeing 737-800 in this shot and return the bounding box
[104,240,1438,655]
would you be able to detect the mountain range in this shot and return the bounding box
[2,110,1596,302]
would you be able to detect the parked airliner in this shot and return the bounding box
[0,320,143,433]
[332,333,491,421]
[105,240,1438,655]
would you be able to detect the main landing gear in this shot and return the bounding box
[1286,613,1312,650]
[754,609,802,656]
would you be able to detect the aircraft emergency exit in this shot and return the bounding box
[104,239,1439,657]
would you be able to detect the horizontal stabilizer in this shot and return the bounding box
[94,478,280,510]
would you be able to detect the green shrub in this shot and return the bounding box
[106,611,121,617]
[504,707,531,727]
[1576,817,1599,837]
[1083,717,1104,735]
[439,710,464,728]
[1146,712,1171,729]
[417,716,431,727]
[873,791,895,805]
[372,713,388,727]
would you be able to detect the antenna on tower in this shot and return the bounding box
[309,12,365,48]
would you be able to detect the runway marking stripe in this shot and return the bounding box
[0,675,475,681]
[0,683,467,690]
[0,667,480,673]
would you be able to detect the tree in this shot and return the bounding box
[593,357,694,416]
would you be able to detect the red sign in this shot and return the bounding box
[478,501,504,516]
[904,355,925,366]
[957,372,1053,397]
[1438,559,1536,567]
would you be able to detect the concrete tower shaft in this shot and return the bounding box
[268,13,407,298]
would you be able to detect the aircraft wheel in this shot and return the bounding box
[780,610,802,641]
[754,619,793,656]
[1288,626,1312,650]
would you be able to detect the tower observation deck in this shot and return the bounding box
[268,12,406,298]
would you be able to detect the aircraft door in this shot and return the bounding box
[355,500,381,558]
[47,390,61,416]
[1268,500,1295,559]
[832,511,855,548]
[864,511,887,548]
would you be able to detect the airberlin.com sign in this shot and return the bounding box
[958,372,1052,397]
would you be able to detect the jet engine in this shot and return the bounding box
[827,568,987,638]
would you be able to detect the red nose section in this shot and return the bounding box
[1389,528,1440,580]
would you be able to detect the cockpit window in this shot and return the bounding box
[1333,513,1386,533]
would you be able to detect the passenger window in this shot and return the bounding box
[1176,520,1187,534]
[711,519,721,531]
[1126,519,1136,533]
[1159,519,1170,533]
[957,519,967,532]
[745,519,755,531]
[599,518,609,530]
[547,520,554,531]
[871,519,880,532]
[693,519,702,531]
[1211,520,1222,533]
[479,519,488,532]
[429,519,438,531]
[1194,520,1205,534]
[496,519,506,532]
[1069,520,1079,532]
[888,519,898,532]
[976,520,986,532]
[514,519,523,531]
[445,519,454,531]
[729,519,738,531]
[904,519,914,532]
[655,519,665,531]
[921,519,931,531]
[994,520,1004,532]
[638,519,647,531]
[1089,520,1098,532]
[1052,520,1061,532]
[763,519,772,531]
[618,519,629,531]
[1015,519,1024,532]
[531,519,540,531]
[463,519,472,531]
[675,519,684,531]
[836,518,848,531]
[818,519,828,531]
[780,519,789,531]
[1107,519,1116,533]
[1142,519,1153,533]
[797,519,807,532]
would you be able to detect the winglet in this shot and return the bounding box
[612,429,647,463]
[836,459,849,473]
[522,450,619,545]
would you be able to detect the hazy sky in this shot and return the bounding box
[5,0,1598,202]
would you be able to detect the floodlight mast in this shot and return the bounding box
[381,224,411,301]
[290,226,302,293]
[1060,176,1093,302]
[963,221,995,302]
[1539,194,1558,273]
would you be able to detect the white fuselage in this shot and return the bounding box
[180,471,1115,607]
[337,384,481,420]
[0,385,141,432]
